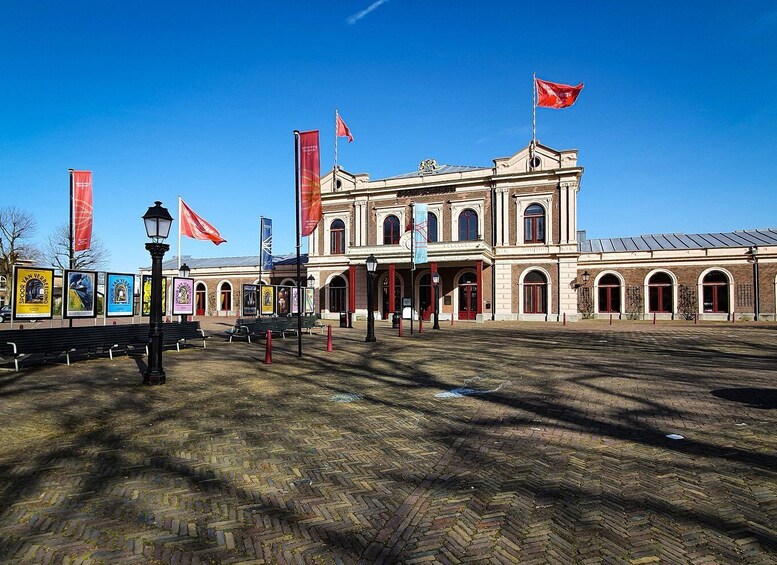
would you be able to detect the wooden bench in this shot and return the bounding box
[158,321,209,351]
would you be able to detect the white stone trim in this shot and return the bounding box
[514,193,553,246]
[375,206,406,246]
[427,204,444,243]
[323,273,349,315]
[518,266,553,320]
[450,199,484,242]
[323,213,350,256]
[194,280,208,316]
[643,269,677,317]
[593,270,625,317]
[216,279,234,314]
[697,267,734,316]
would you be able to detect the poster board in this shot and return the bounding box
[291,287,300,314]
[171,277,194,316]
[304,288,315,314]
[63,269,98,318]
[260,285,275,315]
[277,286,291,316]
[12,266,54,320]
[242,284,258,317]
[106,273,135,317]
[142,275,167,316]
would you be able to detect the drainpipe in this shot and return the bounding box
[490,182,496,321]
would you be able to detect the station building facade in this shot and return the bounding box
[156,142,777,322]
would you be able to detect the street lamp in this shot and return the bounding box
[365,254,378,342]
[582,271,591,284]
[431,271,441,330]
[179,263,190,323]
[142,201,173,385]
[307,274,314,287]
[747,246,760,321]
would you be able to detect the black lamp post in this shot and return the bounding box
[582,270,591,285]
[365,254,378,343]
[432,271,441,330]
[179,262,190,323]
[142,201,173,385]
[747,246,760,321]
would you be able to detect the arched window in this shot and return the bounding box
[219,282,232,312]
[524,204,545,244]
[330,219,345,254]
[428,212,438,243]
[458,209,478,241]
[195,282,207,316]
[329,276,347,312]
[702,271,729,313]
[524,270,547,314]
[648,272,673,313]
[598,274,621,313]
[383,215,400,245]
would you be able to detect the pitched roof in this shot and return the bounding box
[378,164,488,181]
[579,229,777,253]
[158,253,307,270]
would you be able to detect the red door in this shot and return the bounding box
[458,273,477,320]
[195,285,206,316]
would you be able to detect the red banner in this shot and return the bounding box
[536,78,584,109]
[180,198,227,245]
[71,170,93,251]
[299,130,321,237]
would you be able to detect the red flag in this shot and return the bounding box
[299,130,321,237]
[535,78,584,109]
[336,113,354,142]
[71,170,93,251]
[180,198,226,245]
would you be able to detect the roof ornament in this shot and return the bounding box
[418,159,440,176]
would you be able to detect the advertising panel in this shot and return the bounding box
[291,287,300,314]
[63,270,98,318]
[12,266,54,320]
[277,286,291,316]
[172,277,194,316]
[242,284,257,317]
[106,273,135,317]
[304,288,315,314]
[260,285,275,315]
[142,275,167,316]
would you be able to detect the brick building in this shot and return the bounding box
[153,142,776,322]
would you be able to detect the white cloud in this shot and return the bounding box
[347,0,389,25]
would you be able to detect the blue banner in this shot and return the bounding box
[414,203,428,264]
[261,217,273,271]
[106,273,135,317]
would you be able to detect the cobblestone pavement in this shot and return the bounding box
[0,321,775,564]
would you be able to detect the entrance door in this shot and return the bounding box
[458,273,477,320]
[419,274,432,320]
[382,277,401,320]
[195,283,206,316]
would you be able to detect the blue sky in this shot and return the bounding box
[2,1,776,273]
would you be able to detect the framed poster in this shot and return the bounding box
[242,284,257,317]
[291,287,300,314]
[63,270,98,318]
[304,288,315,314]
[277,286,291,316]
[106,273,135,317]
[260,285,275,315]
[171,277,194,316]
[142,275,167,316]
[12,266,54,320]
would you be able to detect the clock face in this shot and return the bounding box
[399,231,413,251]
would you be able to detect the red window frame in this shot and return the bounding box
[330,219,345,254]
[524,204,545,244]
[383,215,400,245]
[459,209,478,241]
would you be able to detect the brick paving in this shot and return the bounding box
[0,320,775,564]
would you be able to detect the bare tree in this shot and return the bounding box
[0,207,40,299]
[45,223,110,271]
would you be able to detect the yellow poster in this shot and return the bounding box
[13,267,54,319]
[260,285,275,315]
[142,275,167,316]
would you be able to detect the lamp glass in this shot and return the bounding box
[432,272,440,285]
[179,263,190,278]
[142,201,173,241]
[366,254,378,273]
[144,217,159,239]
[307,275,315,287]
[582,271,590,283]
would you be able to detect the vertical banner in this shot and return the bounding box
[261,217,273,271]
[414,203,428,264]
[291,287,300,314]
[63,270,98,318]
[277,286,291,316]
[299,130,321,236]
[172,277,194,316]
[260,285,275,315]
[304,288,315,314]
[13,267,54,320]
[106,273,135,317]
[142,275,167,316]
[71,170,93,251]
[242,284,258,317]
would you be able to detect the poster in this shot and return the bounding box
[172,277,194,316]
[106,273,135,317]
[277,286,291,316]
[291,287,300,314]
[260,285,275,315]
[242,284,257,317]
[63,270,98,318]
[12,266,54,320]
[142,275,167,316]
[305,288,315,314]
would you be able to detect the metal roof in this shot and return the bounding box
[378,164,488,181]
[157,253,307,270]
[579,229,777,253]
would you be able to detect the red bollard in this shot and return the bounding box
[113,320,117,326]
[326,324,333,352]
[609,314,613,325]
[398,318,403,337]
[419,317,423,333]
[732,311,735,323]
[694,312,698,324]
[653,312,656,325]
[264,330,272,364]
[563,312,566,326]
[450,315,454,326]
[19,325,24,330]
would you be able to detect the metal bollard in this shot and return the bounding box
[326,324,333,352]
[419,317,423,333]
[264,330,272,364]
[398,318,403,337]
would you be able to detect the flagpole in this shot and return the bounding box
[68,169,75,328]
[334,109,339,191]
[259,215,263,287]
[293,130,303,357]
[409,202,415,336]
[177,196,182,271]
[531,72,537,164]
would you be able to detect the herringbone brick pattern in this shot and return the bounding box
[0,321,774,564]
